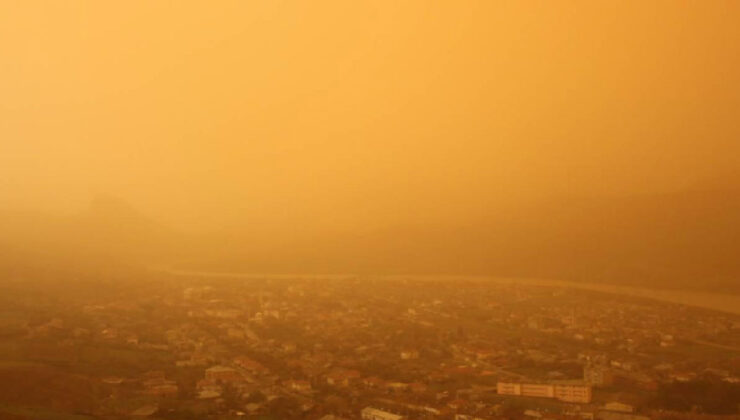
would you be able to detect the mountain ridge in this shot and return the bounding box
[1,189,739,293]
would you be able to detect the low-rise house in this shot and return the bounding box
[603,402,634,413]
[196,378,222,399]
[284,379,312,392]
[400,349,419,360]
[361,407,406,420]
[234,356,269,375]
[326,369,361,386]
[205,365,242,383]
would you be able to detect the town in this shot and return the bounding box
[0,273,738,419]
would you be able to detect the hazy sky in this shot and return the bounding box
[2,1,739,232]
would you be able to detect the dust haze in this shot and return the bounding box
[3,3,740,419]
[2,1,740,290]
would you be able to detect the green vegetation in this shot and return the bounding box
[0,403,96,420]
[648,380,740,415]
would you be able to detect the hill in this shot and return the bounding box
[186,189,740,292]
[1,189,738,293]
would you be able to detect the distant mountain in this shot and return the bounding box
[187,188,740,292]
[0,195,179,278]
[2,189,739,292]
[75,194,178,256]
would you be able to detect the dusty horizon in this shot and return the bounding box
[2,4,740,419]
[3,1,740,234]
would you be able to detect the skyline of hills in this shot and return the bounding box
[1,188,738,293]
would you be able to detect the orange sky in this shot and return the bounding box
[2,1,739,233]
